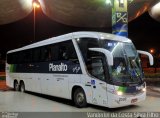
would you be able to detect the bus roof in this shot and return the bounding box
[7,31,132,54]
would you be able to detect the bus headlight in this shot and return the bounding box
[142,88,146,92]
[117,91,123,96]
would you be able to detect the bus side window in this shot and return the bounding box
[7,53,11,64]
[76,38,99,63]
[32,48,41,62]
[13,53,19,64]
[58,40,79,64]
[59,45,68,60]
[40,46,50,62]
[18,51,25,63]
[50,45,59,61]
[86,52,106,81]
[91,58,105,81]
[24,49,32,63]
[45,46,52,61]
[8,53,16,64]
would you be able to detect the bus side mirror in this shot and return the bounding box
[89,48,113,66]
[137,50,154,66]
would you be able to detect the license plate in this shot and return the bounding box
[131,98,138,103]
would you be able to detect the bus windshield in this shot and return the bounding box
[101,40,143,86]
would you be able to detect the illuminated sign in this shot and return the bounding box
[112,0,128,37]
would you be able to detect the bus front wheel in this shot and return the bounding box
[74,88,87,108]
[20,82,25,92]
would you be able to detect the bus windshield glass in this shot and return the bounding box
[101,40,143,86]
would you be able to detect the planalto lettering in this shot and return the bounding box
[49,63,68,72]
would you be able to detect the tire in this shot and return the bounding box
[20,82,25,92]
[14,81,19,91]
[74,88,87,108]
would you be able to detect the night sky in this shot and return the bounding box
[0,8,160,59]
[129,12,160,52]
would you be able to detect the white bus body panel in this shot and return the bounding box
[107,91,146,108]
[106,84,146,108]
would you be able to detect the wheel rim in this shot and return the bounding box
[15,82,19,91]
[76,92,84,105]
[21,84,24,92]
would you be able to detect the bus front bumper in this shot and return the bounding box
[107,91,146,108]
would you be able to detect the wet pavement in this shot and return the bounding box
[0,79,160,112]
[0,87,159,112]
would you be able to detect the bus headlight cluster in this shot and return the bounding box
[117,91,123,96]
[142,88,146,92]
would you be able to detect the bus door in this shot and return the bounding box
[88,57,108,106]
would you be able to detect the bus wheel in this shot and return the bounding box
[14,81,19,91]
[20,82,25,92]
[74,88,87,108]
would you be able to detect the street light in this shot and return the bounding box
[150,48,155,54]
[33,0,40,42]
[105,0,112,5]
[33,2,40,8]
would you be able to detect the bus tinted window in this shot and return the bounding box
[76,38,99,63]
[7,53,12,64]
[32,47,41,62]
[24,49,32,63]
[58,40,79,63]
[76,38,109,81]
[18,51,25,63]
[50,45,59,61]
[40,46,50,62]
[7,40,79,64]
[87,52,106,81]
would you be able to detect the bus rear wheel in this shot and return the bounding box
[74,88,87,108]
[14,81,19,91]
[20,82,25,92]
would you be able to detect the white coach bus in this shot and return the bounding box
[6,32,153,108]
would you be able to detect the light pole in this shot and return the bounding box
[33,1,40,42]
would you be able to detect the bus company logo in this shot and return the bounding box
[49,63,68,72]
[73,67,81,73]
